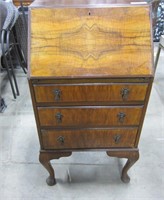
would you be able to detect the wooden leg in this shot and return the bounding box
[107,149,139,183]
[39,151,72,186]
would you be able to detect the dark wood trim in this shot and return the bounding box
[35,101,145,107]
[30,77,152,84]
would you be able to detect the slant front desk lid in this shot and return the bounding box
[28,0,154,78]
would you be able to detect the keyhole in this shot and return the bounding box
[89,12,91,16]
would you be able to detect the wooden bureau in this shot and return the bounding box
[28,0,154,186]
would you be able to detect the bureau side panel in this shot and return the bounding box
[28,80,44,148]
[135,79,154,147]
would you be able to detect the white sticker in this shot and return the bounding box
[130,2,147,4]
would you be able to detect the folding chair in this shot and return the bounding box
[0,1,27,99]
[0,1,16,99]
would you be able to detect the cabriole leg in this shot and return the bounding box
[107,149,139,183]
[39,151,72,186]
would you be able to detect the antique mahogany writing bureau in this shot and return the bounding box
[28,0,154,185]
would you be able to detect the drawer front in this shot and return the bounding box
[38,106,143,127]
[34,83,148,103]
[41,128,138,149]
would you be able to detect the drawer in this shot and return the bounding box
[33,83,148,103]
[41,128,138,149]
[38,106,143,127]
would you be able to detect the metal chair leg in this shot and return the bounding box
[1,31,17,99]
[19,0,27,32]
[8,52,20,96]
[0,98,7,113]
[13,43,27,74]
[11,30,27,74]
[6,31,20,96]
[3,55,17,99]
[154,45,161,71]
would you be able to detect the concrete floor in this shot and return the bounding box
[0,44,164,200]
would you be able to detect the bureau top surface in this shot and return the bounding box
[28,1,154,79]
[30,0,149,7]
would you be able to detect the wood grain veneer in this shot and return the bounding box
[34,83,148,103]
[38,106,143,127]
[29,6,153,78]
[41,128,138,149]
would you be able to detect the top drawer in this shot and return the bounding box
[33,83,148,103]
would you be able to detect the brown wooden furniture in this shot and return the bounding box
[28,0,154,186]
[13,0,34,7]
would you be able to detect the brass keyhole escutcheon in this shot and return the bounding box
[54,89,61,101]
[55,112,63,123]
[121,88,130,101]
[57,136,65,144]
[114,134,121,144]
[117,112,126,123]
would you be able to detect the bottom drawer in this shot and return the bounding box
[41,128,138,149]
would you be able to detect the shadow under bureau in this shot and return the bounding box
[28,0,154,186]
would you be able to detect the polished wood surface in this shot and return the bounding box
[38,106,143,127]
[34,83,148,103]
[29,6,153,78]
[42,128,138,149]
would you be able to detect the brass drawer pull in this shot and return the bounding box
[54,89,61,101]
[57,136,64,144]
[117,112,126,123]
[114,134,121,144]
[121,88,130,100]
[55,112,63,123]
